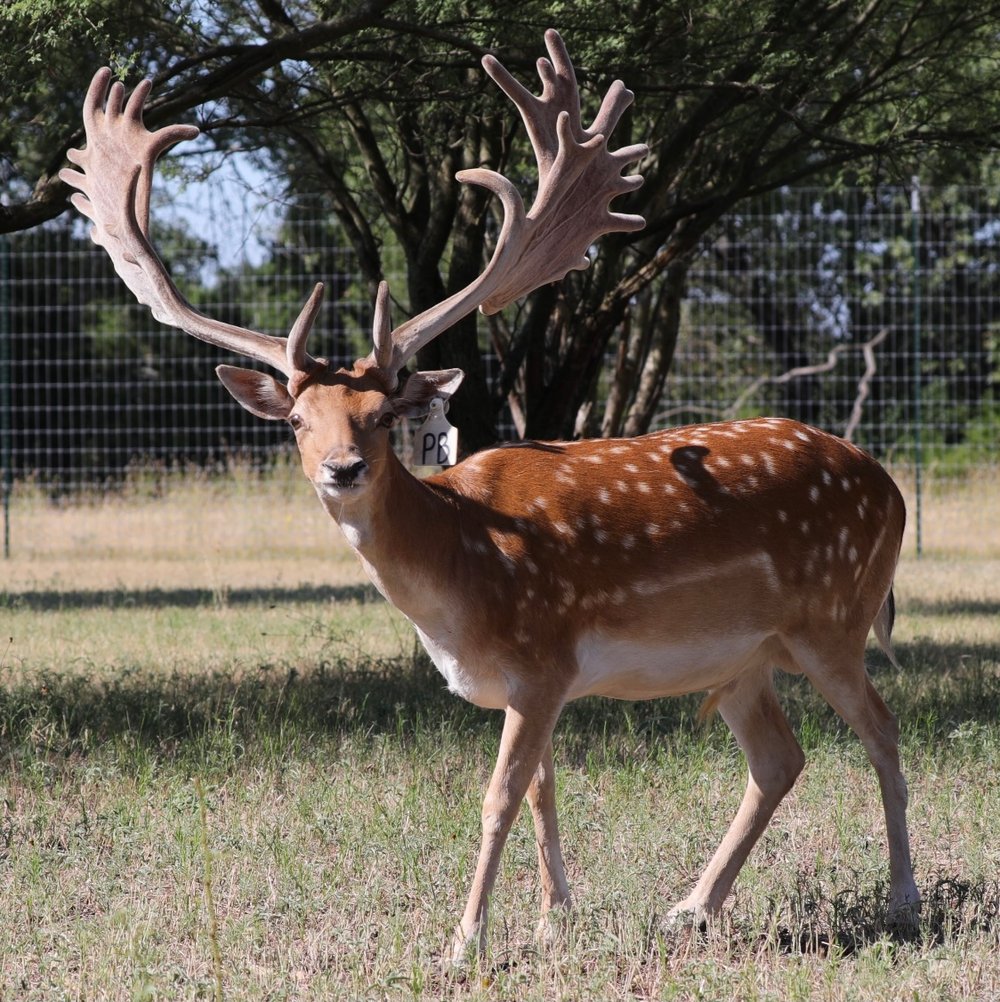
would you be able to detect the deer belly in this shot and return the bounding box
[416,627,509,709]
[570,630,771,701]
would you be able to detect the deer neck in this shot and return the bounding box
[321,449,462,624]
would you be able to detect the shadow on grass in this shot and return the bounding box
[0,583,381,611]
[768,873,1000,957]
[0,637,997,771]
[0,655,491,769]
[903,596,1000,617]
[779,639,1000,746]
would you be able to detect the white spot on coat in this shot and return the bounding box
[838,525,850,554]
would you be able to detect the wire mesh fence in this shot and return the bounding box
[1,186,998,565]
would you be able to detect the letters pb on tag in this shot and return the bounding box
[413,398,459,467]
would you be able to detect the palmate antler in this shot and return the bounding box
[372,29,648,381]
[59,69,327,390]
[61,30,647,395]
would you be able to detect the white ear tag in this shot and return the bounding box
[413,397,459,467]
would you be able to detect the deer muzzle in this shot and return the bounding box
[318,455,369,493]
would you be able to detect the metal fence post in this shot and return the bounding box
[0,233,10,559]
[910,178,923,558]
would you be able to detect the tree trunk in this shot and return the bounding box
[600,302,645,438]
[623,260,687,436]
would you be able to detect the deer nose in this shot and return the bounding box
[321,456,368,488]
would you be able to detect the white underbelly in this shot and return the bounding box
[570,630,771,700]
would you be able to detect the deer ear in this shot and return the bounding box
[216,364,294,421]
[392,368,464,419]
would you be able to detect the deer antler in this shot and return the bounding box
[376,29,647,379]
[59,67,326,382]
[62,31,645,397]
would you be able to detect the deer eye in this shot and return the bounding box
[379,413,398,429]
[288,413,304,431]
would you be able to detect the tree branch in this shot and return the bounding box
[723,326,891,439]
[843,327,890,442]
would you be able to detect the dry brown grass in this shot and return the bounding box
[4,473,360,593]
[892,466,1000,557]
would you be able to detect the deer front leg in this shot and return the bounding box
[525,738,572,941]
[449,697,563,967]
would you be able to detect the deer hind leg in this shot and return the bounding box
[449,696,564,966]
[525,738,572,941]
[792,637,920,920]
[669,666,805,925]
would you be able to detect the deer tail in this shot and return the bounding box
[873,586,902,670]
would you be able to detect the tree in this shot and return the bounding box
[6,0,1000,452]
[202,1,1000,446]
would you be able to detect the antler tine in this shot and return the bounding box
[378,29,647,377]
[286,282,327,380]
[371,281,396,372]
[61,68,320,383]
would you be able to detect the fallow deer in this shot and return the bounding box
[61,30,920,963]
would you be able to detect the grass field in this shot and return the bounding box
[1,478,999,1000]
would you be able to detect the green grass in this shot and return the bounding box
[1,508,999,998]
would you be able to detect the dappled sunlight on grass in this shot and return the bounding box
[2,638,998,999]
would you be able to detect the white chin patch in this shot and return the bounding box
[315,479,364,503]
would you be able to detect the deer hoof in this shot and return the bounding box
[886,894,921,934]
[535,903,573,946]
[664,901,711,934]
[442,923,483,974]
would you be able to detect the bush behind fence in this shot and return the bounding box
[1,187,998,561]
